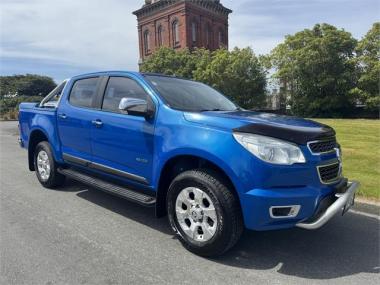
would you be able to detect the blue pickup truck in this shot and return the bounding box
[18,71,359,256]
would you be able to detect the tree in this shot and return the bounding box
[0,74,56,119]
[193,48,267,108]
[270,23,358,117]
[140,47,199,79]
[0,96,43,119]
[141,47,267,109]
[0,74,56,98]
[350,22,380,111]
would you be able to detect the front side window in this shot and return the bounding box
[102,77,148,113]
[145,75,237,112]
[69,77,99,108]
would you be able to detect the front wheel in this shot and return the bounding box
[167,169,243,256]
[34,141,65,188]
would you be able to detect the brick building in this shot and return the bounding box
[133,0,232,63]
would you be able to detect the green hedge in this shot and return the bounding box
[0,96,43,120]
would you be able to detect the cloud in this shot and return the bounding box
[1,0,378,81]
[1,0,142,80]
[225,0,379,54]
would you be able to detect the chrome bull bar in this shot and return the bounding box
[296,181,360,230]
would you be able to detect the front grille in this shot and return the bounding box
[308,137,337,154]
[318,162,341,184]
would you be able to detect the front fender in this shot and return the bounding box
[155,147,244,196]
[152,108,257,196]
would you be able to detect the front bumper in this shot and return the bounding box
[241,180,359,231]
[296,181,359,229]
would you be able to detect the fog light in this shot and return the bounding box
[270,205,300,218]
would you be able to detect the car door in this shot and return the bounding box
[90,76,156,185]
[57,76,102,163]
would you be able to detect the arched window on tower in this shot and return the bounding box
[172,20,179,47]
[157,25,163,47]
[218,29,225,48]
[205,24,211,48]
[191,21,197,44]
[143,30,150,55]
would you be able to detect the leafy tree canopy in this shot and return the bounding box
[0,74,56,98]
[270,23,358,117]
[350,22,380,111]
[141,47,267,109]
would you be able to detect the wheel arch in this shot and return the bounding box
[155,154,242,218]
[28,129,49,171]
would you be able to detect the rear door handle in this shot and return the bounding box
[58,113,67,119]
[92,119,103,128]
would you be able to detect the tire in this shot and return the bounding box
[34,141,65,188]
[167,169,243,257]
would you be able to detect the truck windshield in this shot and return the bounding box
[145,75,238,112]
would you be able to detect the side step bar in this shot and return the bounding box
[58,168,156,207]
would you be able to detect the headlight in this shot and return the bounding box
[233,132,306,165]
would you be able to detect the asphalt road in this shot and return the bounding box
[1,121,379,285]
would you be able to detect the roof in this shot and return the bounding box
[69,71,141,79]
[69,71,184,80]
[133,0,232,18]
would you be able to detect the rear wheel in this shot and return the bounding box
[167,169,243,256]
[34,141,65,188]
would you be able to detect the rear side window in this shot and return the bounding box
[69,77,99,108]
[102,77,148,113]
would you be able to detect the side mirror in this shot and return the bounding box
[118,98,154,119]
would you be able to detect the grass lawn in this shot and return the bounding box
[315,119,380,201]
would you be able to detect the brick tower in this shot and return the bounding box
[133,0,232,63]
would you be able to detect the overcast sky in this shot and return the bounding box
[1,0,379,81]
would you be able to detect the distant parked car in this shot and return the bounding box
[18,71,359,256]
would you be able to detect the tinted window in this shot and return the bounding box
[145,76,237,112]
[69,77,99,108]
[102,77,148,113]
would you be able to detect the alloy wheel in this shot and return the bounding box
[175,187,218,242]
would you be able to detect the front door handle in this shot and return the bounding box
[58,113,67,119]
[92,119,103,128]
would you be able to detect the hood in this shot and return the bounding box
[183,110,335,145]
